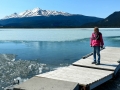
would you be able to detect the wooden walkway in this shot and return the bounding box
[13,47,120,90]
[73,47,120,76]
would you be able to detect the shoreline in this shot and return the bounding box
[0,27,120,29]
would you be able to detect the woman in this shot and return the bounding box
[90,27,104,65]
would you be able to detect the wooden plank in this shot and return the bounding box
[73,47,120,71]
[87,56,120,62]
[105,47,120,50]
[114,64,120,76]
[14,77,79,90]
[73,58,118,71]
[37,66,113,86]
[89,74,113,90]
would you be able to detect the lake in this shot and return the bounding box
[0,28,120,89]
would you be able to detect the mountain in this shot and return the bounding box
[0,24,2,27]
[81,11,120,28]
[3,8,71,19]
[0,8,103,28]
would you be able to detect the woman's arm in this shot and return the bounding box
[100,33,104,46]
[90,34,93,46]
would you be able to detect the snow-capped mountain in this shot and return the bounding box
[0,8,103,28]
[3,8,72,19]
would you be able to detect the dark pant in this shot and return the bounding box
[93,46,100,63]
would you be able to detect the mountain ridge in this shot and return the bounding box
[81,11,120,28]
[0,15,102,28]
[0,7,103,28]
[2,8,72,20]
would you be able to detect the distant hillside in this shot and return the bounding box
[0,7,103,28]
[0,24,3,27]
[0,15,102,28]
[81,11,120,28]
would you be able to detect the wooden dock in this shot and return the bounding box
[13,47,120,90]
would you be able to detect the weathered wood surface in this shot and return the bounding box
[73,47,120,71]
[37,66,113,86]
[14,77,79,90]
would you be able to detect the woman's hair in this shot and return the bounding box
[94,27,99,32]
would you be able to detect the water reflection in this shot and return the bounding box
[0,36,120,89]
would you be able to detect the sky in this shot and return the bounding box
[0,0,120,19]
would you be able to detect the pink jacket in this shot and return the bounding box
[90,32,104,46]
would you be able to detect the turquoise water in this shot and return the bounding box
[0,28,120,41]
[0,28,120,66]
[0,28,120,89]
